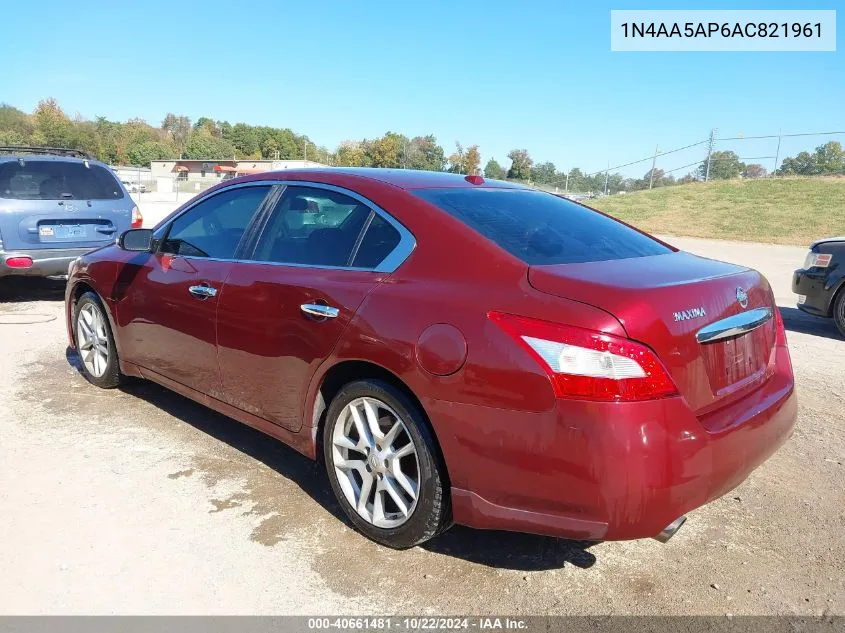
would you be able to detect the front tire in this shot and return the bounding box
[323,379,451,549]
[74,292,123,389]
[834,289,845,338]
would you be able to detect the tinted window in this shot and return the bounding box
[414,188,671,265]
[161,185,271,259]
[352,214,401,268]
[254,187,371,267]
[0,160,123,200]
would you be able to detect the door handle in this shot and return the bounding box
[300,303,339,319]
[188,284,218,299]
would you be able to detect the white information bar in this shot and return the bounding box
[611,10,836,51]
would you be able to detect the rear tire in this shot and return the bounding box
[323,379,451,549]
[73,292,123,389]
[833,288,845,338]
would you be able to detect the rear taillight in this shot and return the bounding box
[5,256,33,269]
[774,306,788,348]
[489,312,678,402]
[131,206,143,229]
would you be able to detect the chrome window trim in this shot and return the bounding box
[159,179,416,274]
[695,307,773,344]
[155,181,278,260]
[151,180,282,233]
[266,181,415,273]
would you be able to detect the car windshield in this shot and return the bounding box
[413,188,672,265]
[0,160,124,200]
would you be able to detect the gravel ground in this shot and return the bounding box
[0,236,842,615]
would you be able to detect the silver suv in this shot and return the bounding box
[0,147,140,279]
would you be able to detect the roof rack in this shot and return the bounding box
[0,146,93,160]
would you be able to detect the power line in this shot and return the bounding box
[581,129,842,180]
[585,139,708,176]
[718,131,845,141]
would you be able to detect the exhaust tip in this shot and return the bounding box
[653,516,687,543]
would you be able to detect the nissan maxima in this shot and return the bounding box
[65,168,797,549]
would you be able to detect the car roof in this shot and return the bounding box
[246,167,529,191]
[0,154,109,167]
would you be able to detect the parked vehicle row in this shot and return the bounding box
[120,180,146,194]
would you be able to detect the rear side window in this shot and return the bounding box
[413,188,671,265]
[0,160,123,200]
[254,186,372,267]
[352,214,401,268]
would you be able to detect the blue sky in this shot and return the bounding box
[1,0,842,176]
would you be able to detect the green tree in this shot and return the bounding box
[335,141,368,166]
[778,151,814,175]
[484,159,506,180]
[193,117,219,136]
[127,140,174,167]
[447,142,465,173]
[743,164,767,179]
[463,144,481,175]
[364,132,406,168]
[406,135,445,171]
[530,161,556,184]
[507,149,532,180]
[566,168,585,192]
[184,131,236,159]
[224,122,260,157]
[699,151,745,180]
[32,98,74,147]
[0,104,35,143]
[811,141,845,174]
[161,113,191,156]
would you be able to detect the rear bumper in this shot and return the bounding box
[433,347,796,541]
[792,268,835,317]
[0,247,94,278]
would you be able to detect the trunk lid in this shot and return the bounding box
[528,251,777,417]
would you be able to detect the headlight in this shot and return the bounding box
[803,252,832,269]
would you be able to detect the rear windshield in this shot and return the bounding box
[413,188,671,265]
[0,160,124,200]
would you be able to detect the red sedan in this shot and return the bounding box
[64,169,797,549]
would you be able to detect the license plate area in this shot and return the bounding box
[702,320,775,395]
[37,220,111,242]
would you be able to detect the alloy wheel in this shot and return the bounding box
[331,397,420,528]
[76,303,110,378]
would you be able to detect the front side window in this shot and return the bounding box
[0,160,124,200]
[254,186,372,267]
[160,185,271,259]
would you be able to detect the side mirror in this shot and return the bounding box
[118,228,154,252]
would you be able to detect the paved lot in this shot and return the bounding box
[0,236,843,615]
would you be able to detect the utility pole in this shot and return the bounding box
[704,128,716,181]
[304,141,307,162]
[773,129,782,176]
[565,171,569,193]
[649,144,659,189]
[604,160,610,195]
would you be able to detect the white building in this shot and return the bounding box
[150,159,325,182]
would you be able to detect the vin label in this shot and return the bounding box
[611,10,836,51]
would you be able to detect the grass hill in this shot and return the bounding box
[584,177,845,246]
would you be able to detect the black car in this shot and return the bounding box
[792,236,845,336]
